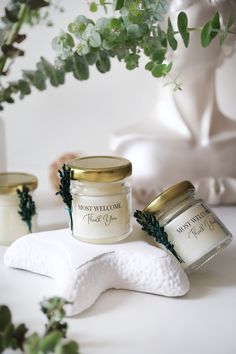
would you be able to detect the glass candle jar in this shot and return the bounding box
[143,181,232,273]
[0,173,38,246]
[67,156,132,244]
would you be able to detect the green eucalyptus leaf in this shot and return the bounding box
[3,323,15,348]
[157,25,167,48]
[151,48,166,64]
[201,22,212,47]
[33,70,47,90]
[23,70,46,90]
[167,17,177,50]
[116,47,126,60]
[18,80,31,98]
[39,57,60,87]
[113,0,124,11]
[96,51,111,73]
[0,306,11,331]
[145,61,154,71]
[110,17,121,30]
[4,8,18,23]
[177,12,189,47]
[40,331,63,351]
[72,53,89,80]
[220,15,233,45]
[211,11,220,37]
[127,24,143,39]
[201,12,220,47]
[86,52,98,65]
[14,323,28,349]
[90,2,98,12]
[76,41,90,55]
[95,17,109,32]
[68,16,94,39]
[102,39,113,50]
[151,63,168,77]
[89,31,102,48]
[55,340,79,354]
[63,57,73,72]
[20,0,49,10]
[125,53,140,70]
[83,23,95,40]
[23,333,40,354]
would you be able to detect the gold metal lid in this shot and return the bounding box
[143,180,195,214]
[0,173,38,194]
[67,156,132,182]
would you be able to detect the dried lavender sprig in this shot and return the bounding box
[134,210,184,263]
[56,164,73,232]
[17,186,36,233]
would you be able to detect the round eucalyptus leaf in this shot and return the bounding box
[0,306,11,332]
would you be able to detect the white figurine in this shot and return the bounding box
[111,0,236,205]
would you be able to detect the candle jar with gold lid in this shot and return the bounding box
[68,156,132,244]
[0,172,38,246]
[143,181,232,272]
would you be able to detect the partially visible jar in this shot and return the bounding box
[0,173,38,246]
[67,156,132,244]
[143,181,232,273]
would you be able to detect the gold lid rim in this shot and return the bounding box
[67,156,132,183]
[0,172,38,194]
[143,180,195,214]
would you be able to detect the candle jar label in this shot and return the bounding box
[72,193,131,241]
[165,203,230,268]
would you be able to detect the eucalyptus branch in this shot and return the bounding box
[56,164,73,232]
[0,1,51,76]
[0,4,27,75]
[0,1,235,110]
[40,297,70,337]
[6,4,28,46]
[0,297,80,354]
[17,185,36,233]
[134,210,184,263]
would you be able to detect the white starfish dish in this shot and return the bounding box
[4,227,189,316]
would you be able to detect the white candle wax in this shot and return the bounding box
[0,194,37,245]
[71,181,132,243]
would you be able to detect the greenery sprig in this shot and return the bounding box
[0,0,51,77]
[40,297,70,337]
[0,0,235,109]
[134,210,184,263]
[17,185,36,233]
[56,164,73,232]
[0,297,80,354]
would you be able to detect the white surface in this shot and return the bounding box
[0,205,236,354]
[0,1,236,196]
[4,227,189,315]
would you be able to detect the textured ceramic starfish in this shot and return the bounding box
[4,226,189,316]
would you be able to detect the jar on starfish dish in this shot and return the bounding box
[143,181,232,273]
[68,156,132,244]
[0,173,38,246]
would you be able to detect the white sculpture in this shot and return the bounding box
[4,227,189,316]
[111,0,236,205]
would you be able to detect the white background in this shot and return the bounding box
[0,0,236,195]
[1,4,236,353]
